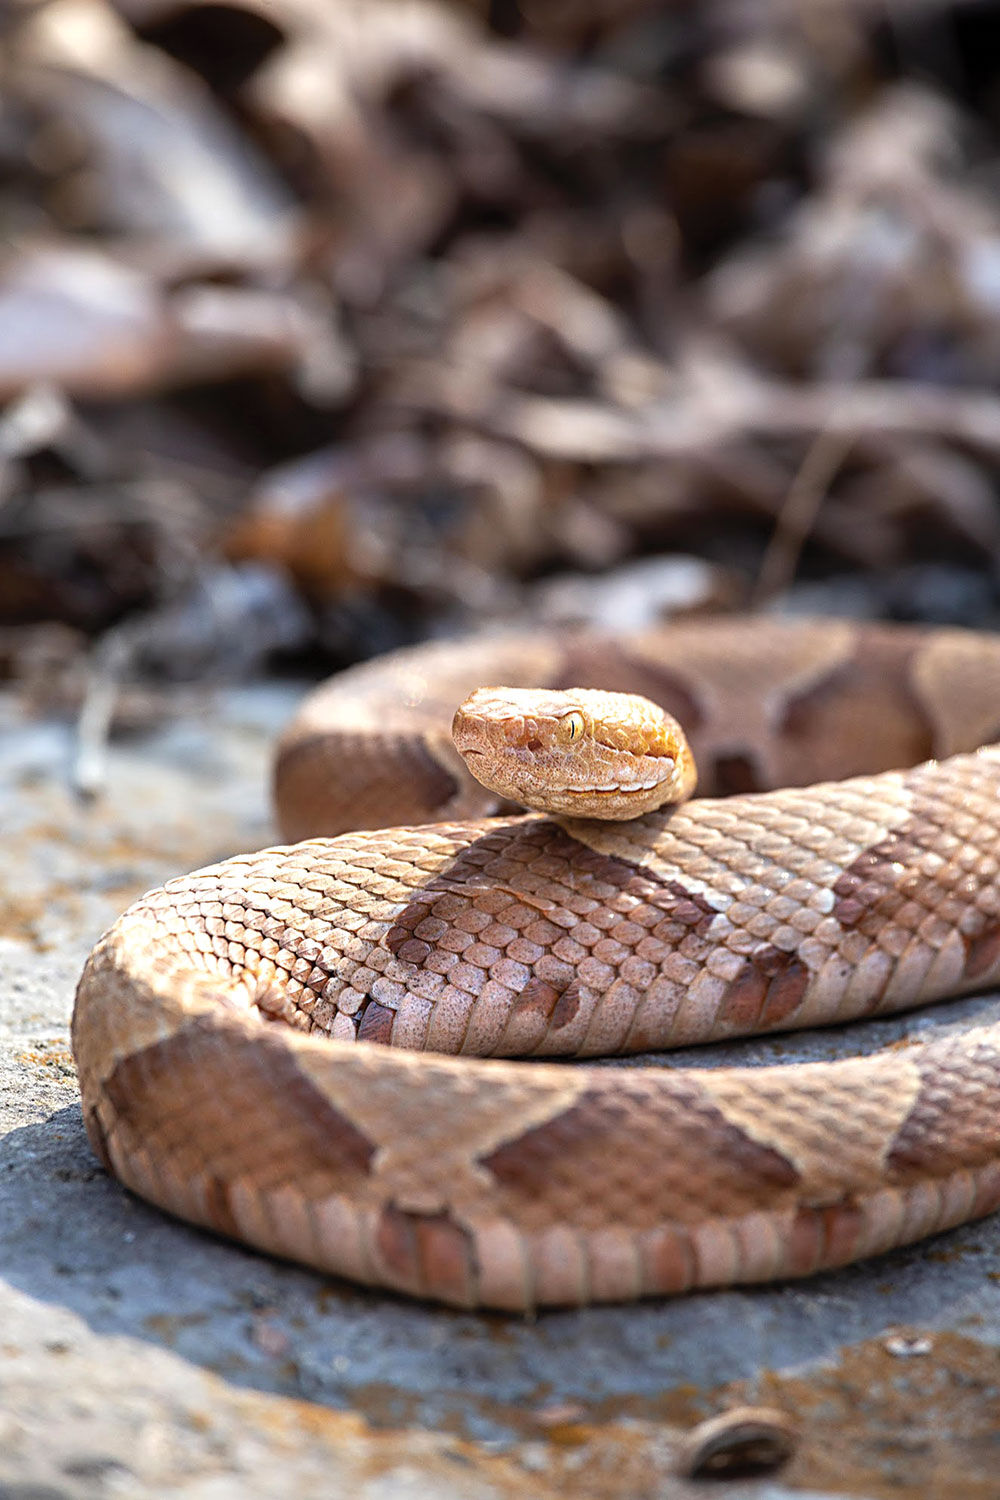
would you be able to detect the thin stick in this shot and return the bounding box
[751,420,856,606]
[73,633,130,800]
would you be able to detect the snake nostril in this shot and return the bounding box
[526,737,542,752]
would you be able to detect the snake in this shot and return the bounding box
[72,617,1000,1309]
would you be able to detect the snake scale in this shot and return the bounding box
[72,618,1000,1309]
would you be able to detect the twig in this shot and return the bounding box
[73,632,131,800]
[751,417,856,606]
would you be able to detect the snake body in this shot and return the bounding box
[72,619,1000,1308]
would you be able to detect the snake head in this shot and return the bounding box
[451,686,697,820]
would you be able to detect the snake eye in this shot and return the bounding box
[559,711,586,745]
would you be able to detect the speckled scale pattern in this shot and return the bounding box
[127,749,1000,1063]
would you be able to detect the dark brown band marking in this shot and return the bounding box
[357,1001,396,1045]
[482,1078,799,1230]
[102,1020,377,1219]
[719,951,810,1032]
[375,1205,476,1304]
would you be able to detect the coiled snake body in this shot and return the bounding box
[73,619,1000,1309]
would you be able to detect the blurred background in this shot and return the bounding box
[6,0,1000,724]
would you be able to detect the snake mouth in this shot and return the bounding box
[559,756,676,794]
[561,782,661,798]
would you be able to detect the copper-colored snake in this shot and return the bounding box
[72,619,1000,1309]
